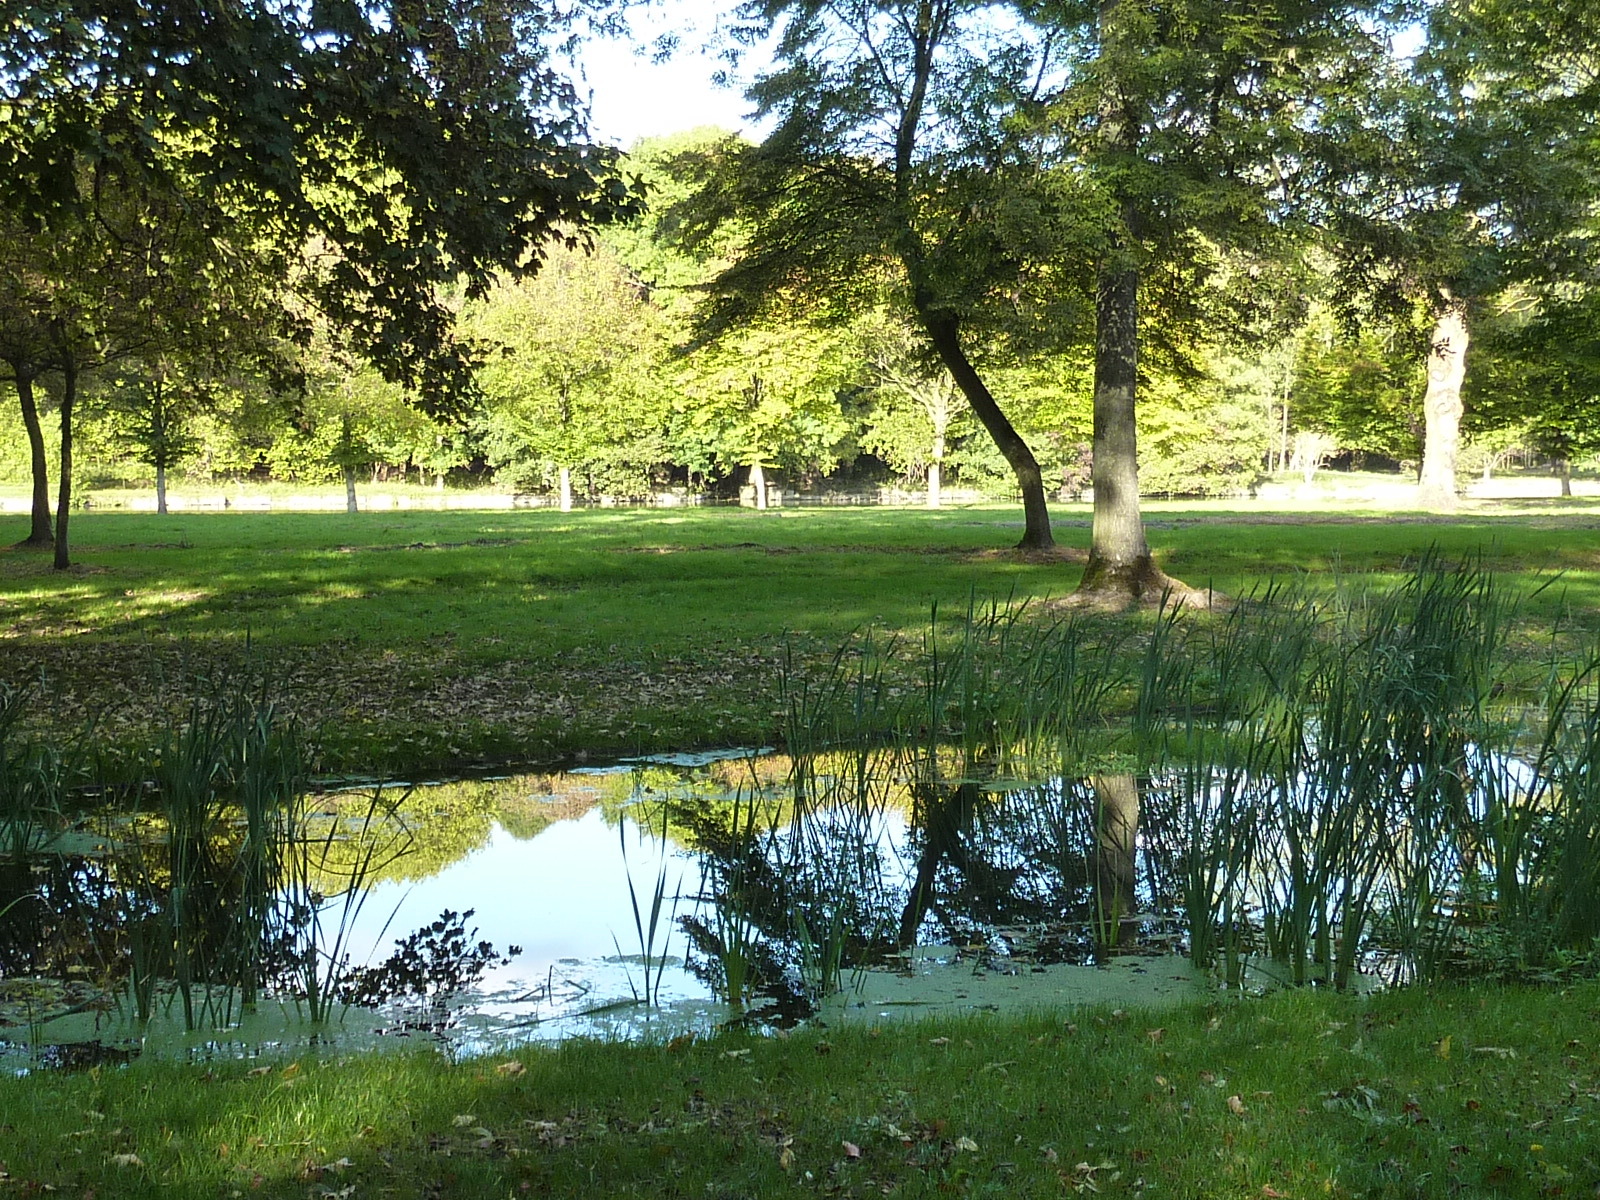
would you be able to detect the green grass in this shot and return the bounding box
[5,498,1600,773]
[1,982,1597,1197]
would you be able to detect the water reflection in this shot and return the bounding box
[9,743,1450,1067]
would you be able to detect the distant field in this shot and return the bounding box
[4,494,1600,774]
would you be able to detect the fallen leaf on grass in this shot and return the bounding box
[109,1154,142,1168]
[841,1141,861,1159]
[496,1061,526,1077]
[1227,1095,1247,1116]
[954,1137,979,1153]
[452,1115,476,1128]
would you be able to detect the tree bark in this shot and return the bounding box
[918,309,1053,548]
[344,466,358,514]
[1075,268,1184,603]
[156,462,168,515]
[53,362,76,571]
[750,462,768,511]
[558,465,573,512]
[1417,300,1469,511]
[14,374,53,546]
[1558,457,1573,497]
[927,438,943,510]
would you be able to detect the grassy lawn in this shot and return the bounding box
[1,981,1596,1197]
[5,496,1600,773]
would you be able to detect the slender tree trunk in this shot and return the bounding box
[156,462,168,515]
[343,466,358,514]
[1417,300,1469,511]
[918,310,1052,548]
[53,362,76,571]
[751,462,768,511]
[558,465,573,512]
[1077,268,1178,602]
[14,374,53,546]
[1559,457,1573,497]
[1092,774,1140,953]
[927,436,943,510]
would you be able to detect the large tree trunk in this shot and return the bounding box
[919,310,1053,548]
[14,374,53,546]
[53,363,76,571]
[1417,300,1469,511]
[1075,268,1188,604]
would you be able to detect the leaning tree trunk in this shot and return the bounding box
[1417,300,1469,511]
[919,310,1053,548]
[1075,268,1186,604]
[53,362,77,571]
[14,375,53,546]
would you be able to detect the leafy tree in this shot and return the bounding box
[97,360,204,514]
[1329,0,1600,508]
[1,0,638,411]
[675,326,859,506]
[664,22,1082,548]
[0,222,55,545]
[468,241,673,507]
[856,311,971,507]
[1032,0,1400,599]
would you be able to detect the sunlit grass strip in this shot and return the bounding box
[1,981,1596,1197]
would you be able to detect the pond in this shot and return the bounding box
[1,747,1224,1072]
[5,700,1588,1077]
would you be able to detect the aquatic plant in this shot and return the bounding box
[613,802,679,1007]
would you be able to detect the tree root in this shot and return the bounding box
[1062,555,1224,613]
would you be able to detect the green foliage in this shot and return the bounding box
[467,241,673,499]
[1291,309,1423,462]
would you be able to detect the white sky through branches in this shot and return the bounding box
[573,0,770,148]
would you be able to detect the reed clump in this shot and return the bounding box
[769,554,1600,992]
